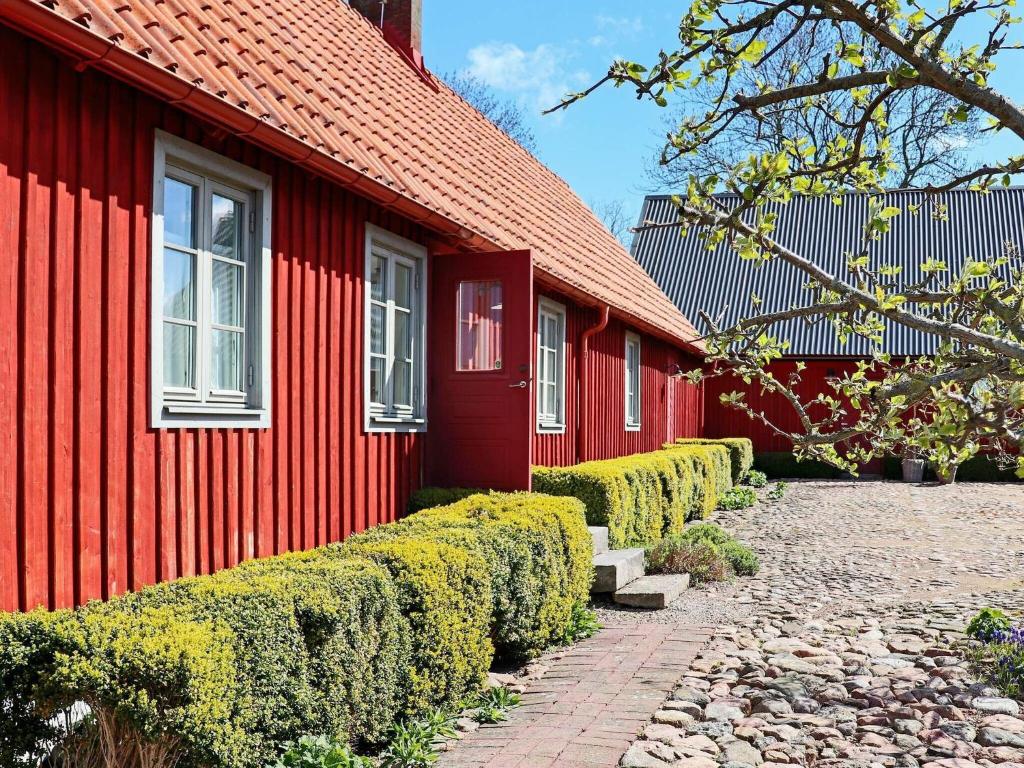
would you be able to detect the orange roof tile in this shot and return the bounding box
[9,0,701,348]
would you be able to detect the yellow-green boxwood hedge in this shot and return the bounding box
[0,493,591,768]
[673,438,754,484]
[531,440,741,549]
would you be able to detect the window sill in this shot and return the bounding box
[155,404,269,429]
[537,422,566,435]
[625,424,642,432]
[366,415,427,433]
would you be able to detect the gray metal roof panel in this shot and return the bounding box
[630,189,1024,357]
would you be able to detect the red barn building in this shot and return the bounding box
[0,0,705,611]
[632,190,1024,454]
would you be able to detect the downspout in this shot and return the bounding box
[577,304,610,463]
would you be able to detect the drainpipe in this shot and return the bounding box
[577,304,610,463]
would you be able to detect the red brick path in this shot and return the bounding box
[438,623,713,768]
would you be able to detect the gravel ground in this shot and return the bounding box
[601,479,1024,768]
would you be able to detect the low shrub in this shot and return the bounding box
[533,442,739,547]
[674,438,754,483]
[718,486,757,510]
[350,493,592,663]
[646,523,759,583]
[556,602,601,645]
[743,469,768,488]
[407,487,483,514]
[1,490,591,767]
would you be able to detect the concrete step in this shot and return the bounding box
[588,526,609,555]
[612,573,690,609]
[591,547,645,593]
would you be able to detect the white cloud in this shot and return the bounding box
[594,14,644,36]
[464,42,587,116]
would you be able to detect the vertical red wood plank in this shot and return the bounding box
[326,187,341,543]
[50,63,78,608]
[341,197,356,540]
[157,431,177,582]
[241,431,255,561]
[289,179,303,549]
[224,429,239,567]
[0,34,26,611]
[130,97,157,593]
[179,430,196,576]
[21,46,56,610]
[195,429,210,572]
[103,85,130,599]
[75,73,105,605]
[210,429,224,570]
[316,189,329,545]
[301,182,316,550]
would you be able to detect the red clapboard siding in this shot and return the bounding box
[532,289,704,467]
[0,28,423,612]
[703,359,862,452]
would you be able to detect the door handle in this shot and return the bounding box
[508,380,528,389]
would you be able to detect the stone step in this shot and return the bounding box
[591,547,645,593]
[612,573,690,609]
[588,526,609,555]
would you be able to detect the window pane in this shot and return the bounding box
[457,280,503,371]
[370,357,385,404]
[163,322,194,388]
[370,255,386,302]
[163,248,195,320]
[211,329,243,391]
[370,304,386,354]
[212,260,243,327]
[211,194,242,259]
[395,309,411,359]
[394,262,413,310]
[164,177,195,249]
[394,360,412,407]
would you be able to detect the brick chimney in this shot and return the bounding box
[351,0,424,67]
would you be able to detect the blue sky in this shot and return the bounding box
[423,2,687,229]
[422,3,1024,229]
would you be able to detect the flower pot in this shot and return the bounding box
[901,458,925,483]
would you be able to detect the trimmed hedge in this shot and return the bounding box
[754,451,846,479]
[532,442,737,548]
[674,438,754,483]
[0,492,590,768]
[406,486,483,513]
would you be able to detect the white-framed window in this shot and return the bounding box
[625,332,642,431]
[364,224,427,432]
[536,298,566,433]
[151,131,272,428]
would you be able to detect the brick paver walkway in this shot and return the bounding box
[438,623,713,768]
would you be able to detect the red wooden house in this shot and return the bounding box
[0,0,705,611]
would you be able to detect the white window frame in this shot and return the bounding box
[363,224,428,433]
[536,297,566,434]
[625,332,642,431]
[150,131,272,429]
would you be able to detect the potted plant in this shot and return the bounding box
[901,449,926,483]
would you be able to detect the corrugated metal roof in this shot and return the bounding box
[5,0,702,348]
[631,189,1024,357]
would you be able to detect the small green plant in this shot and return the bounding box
[717,486,757,510]
[742,469,768,488]
[269,735,373,768]
[766,481,787,501]
[718,539,759,576]
[378,709,457,768]
[557,601,600,645]
[967,608,1013,641]
[469,686,522,724]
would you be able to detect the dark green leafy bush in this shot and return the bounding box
[967,607,1012,641]
[718,486,757,510]
[269,735,374,768]
[754,452,845,479]
[743,470,768,488]
[646,523,759,582]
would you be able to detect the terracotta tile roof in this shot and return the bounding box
[10,0,701,348]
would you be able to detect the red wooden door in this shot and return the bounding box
[427,250,533,490]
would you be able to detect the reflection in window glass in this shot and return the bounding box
[164,178,195,249]
[211,194,241,259]
[457,280,503,371]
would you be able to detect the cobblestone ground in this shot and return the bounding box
[599,480,1024,768]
